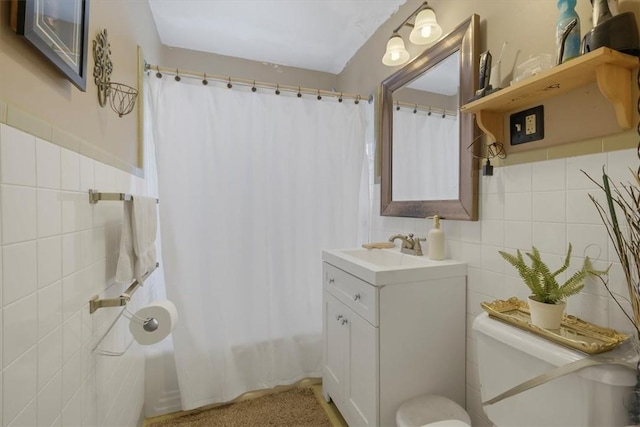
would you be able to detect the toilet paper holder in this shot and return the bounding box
[89,262,160,313]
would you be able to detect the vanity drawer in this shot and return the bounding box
[323,262,378,326]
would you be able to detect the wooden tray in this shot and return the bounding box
[481,297,628,355]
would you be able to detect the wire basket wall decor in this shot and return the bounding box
[93,29,138,117]
[108,82,138,117]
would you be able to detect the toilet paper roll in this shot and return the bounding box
[129,300,178,345]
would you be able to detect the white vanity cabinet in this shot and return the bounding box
[321,249,467,427]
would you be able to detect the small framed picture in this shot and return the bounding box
[11,0,91,91]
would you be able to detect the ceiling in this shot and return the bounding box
[147,0,407,74]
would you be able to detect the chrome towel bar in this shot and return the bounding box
[89,262,160,313]
[88,189,159,204]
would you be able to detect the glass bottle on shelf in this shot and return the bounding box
[556,0,581,63]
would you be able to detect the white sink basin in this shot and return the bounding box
[338,248,429,266]
[322,247,466,285]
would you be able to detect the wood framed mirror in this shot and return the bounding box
[378,14,480,220]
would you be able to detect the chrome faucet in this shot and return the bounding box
[389,233,426,256]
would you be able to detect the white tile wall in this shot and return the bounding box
[2,185,37,245]
[38,372,62,426]
[0,123,152,426]
[36,138,61,190]
[3,241,37,305]
[38,237,62,289]
[368,147,639,427]
[1,125,36,187]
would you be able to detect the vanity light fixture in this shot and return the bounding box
[382,1,443,67]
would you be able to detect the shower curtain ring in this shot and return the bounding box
[227,77,232,89]
[174,69,181,82]
[155,66,162,79]
[202,73,208,85]
[338,92,343,103]
[428,107,432,116]
[442,108,446,118]
[251,81,257,92]
[396,101,400,111]
[317,90,322,100]
[355,95,360,105]
[297,87,302,98]
[413,104,417,114]
[275,84,280,95]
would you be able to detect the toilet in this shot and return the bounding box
[397,312,637,426]
[396,394,470,427]
[473,312,636,426]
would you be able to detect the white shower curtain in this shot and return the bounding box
[392,109,459,200]
[146,75,369,410]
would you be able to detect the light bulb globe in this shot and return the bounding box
[409,8,442,45]
[382,34,410,66]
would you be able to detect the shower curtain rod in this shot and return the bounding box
[394,100,457,118]
[145,62,371,103]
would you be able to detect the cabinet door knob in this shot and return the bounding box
[328,278,335,284]
[336,314,343,321]
[341,318,348,325]
[353,293,361,301]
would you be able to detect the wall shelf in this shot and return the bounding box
[460,47,639,144]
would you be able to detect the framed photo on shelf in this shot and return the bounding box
[10,0,91,91]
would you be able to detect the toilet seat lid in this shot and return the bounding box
[396,395,470,427]
[423,420,470,427]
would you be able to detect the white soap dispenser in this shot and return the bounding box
[428,215,445,260]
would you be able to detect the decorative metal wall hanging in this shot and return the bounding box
[93,29,112,107]
[92,29,138,117]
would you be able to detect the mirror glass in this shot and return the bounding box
[378,14,479,220]
[392,52,460,201]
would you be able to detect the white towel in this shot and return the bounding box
[131,196,158,281]
[115,196,157,283]
[116,200,135,283]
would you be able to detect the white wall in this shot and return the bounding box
[0,122,159,426]
[368,130,639,426]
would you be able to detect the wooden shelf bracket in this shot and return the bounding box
[596,62,633,130]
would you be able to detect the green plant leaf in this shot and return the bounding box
[551,243,572,278]
[500,244,593,304]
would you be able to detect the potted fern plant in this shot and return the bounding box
[499,244,604,329]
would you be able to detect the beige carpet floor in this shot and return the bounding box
[146,384,346,427]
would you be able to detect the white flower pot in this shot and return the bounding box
[527,296,566,329]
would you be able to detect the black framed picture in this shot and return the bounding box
[11,0,91,91]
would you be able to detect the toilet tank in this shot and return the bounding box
[473,312,636,427]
